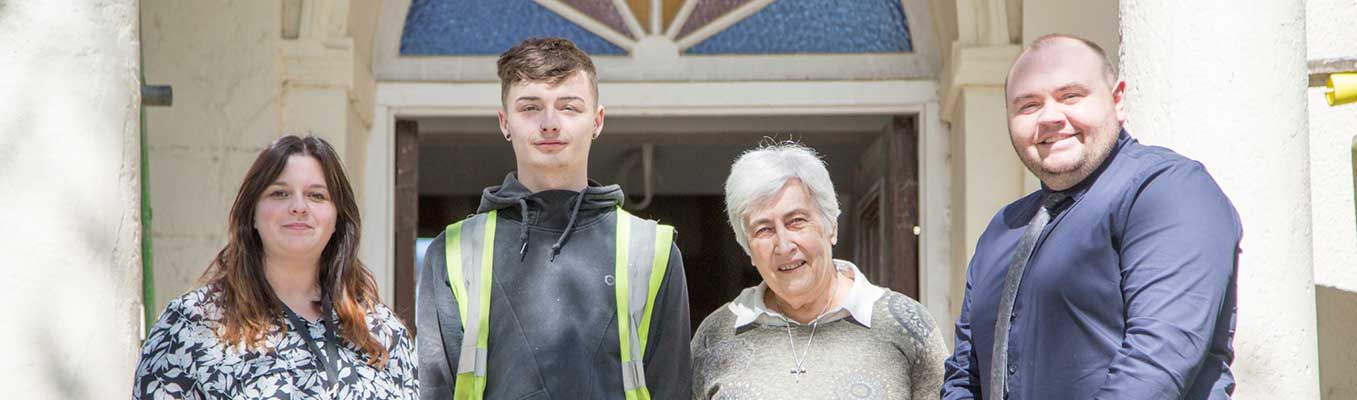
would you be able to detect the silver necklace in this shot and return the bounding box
[777,276,838,382]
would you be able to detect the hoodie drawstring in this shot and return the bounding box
[517,198,531,260]
[549,191,588,262]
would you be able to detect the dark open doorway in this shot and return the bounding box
[391,115,919,334]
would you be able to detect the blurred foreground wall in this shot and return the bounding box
[0,0,144,398]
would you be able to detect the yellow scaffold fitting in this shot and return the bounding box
[1327,72,1357,106]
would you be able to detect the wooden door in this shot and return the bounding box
[851,116,920,299]
[393,120,419,333]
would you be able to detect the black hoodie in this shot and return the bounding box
[417,173,692,399]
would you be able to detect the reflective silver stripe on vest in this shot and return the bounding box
[457,213,488,377]
[622,213,657,391]
[626,216,659,335]
[621,359,646,391]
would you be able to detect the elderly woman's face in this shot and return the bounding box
[745,179,838,307]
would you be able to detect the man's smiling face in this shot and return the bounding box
[1005,37,1126,190]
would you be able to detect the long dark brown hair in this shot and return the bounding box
[200,135,389,366]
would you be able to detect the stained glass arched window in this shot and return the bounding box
[399,0,913,56]
[400,0,630,55]
[682,0,911,54]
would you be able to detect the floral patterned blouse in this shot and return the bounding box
[132,285,418,399]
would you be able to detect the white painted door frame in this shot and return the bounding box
[359,79,954,332]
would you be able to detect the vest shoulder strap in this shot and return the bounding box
[614,208,675,400]
[443,211,496,399]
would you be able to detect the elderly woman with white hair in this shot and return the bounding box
[691,142,948,399]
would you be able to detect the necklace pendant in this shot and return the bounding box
[790,367,806,381]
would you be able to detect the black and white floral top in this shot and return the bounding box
[132,285,418,399]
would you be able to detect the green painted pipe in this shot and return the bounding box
[138,25,156,333]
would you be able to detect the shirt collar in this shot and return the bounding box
[728,259,887,330]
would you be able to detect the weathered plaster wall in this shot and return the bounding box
[1307,0,1357,294]
[0,0,144,398]
[347,0,381,201]
[947,87,1025,325]
[142,0,283,312]
[1316,285,1357,400]
[1021,0,1119,69]
[1122,1,1320,398]
[142,0,382,313]
[1305,0,1357,398]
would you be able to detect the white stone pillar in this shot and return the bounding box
[946,81,1026,323]
[937,1,1028,346]
[0,0,144,398]
[1120,1,1319,398]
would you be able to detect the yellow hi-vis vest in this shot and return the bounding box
[444,207,674,400]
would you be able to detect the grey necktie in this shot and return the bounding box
[990,192,1069,399]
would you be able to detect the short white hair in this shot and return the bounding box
[724,141,841,255]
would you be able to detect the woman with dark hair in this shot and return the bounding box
[133,135,417,399]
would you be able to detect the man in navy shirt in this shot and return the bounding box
[941,34,1240,399]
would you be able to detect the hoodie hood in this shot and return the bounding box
[478,172,625,261]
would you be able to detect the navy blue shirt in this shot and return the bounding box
[942,131,1240,399]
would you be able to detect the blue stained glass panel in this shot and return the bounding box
[401,0,625,56]
[686,0,912,54]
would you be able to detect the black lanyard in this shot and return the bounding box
[282,297,341,396]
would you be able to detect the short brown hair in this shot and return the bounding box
[496,37,598,106]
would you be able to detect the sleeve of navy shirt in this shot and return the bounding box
[1094,159,1241,399]
[643,242,693,400]
[941,254,983,400]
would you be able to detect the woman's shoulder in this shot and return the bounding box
[875,290,927,313]
[158,284,225,328]
[361,300,411,340]
[872,290,948,361]
[872,290,950,374]
[692,301,738,346]
[138,286,227,365]
[362,300,400,325]
[874,290,938,334]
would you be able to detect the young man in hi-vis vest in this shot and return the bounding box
[416,37,692,400]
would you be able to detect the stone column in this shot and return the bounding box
[1120,1,1319,398]
[0,0,144,397]
[937,1,1027,344]
[279,0,386,300]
